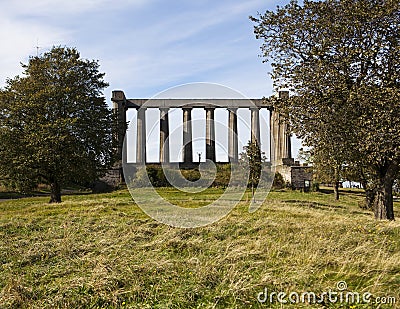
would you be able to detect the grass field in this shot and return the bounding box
[0,188,399,308]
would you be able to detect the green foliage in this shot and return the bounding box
[272,172,285,189]
[296,147,312,165]
[0,46,113,202]
[148,166,169,187]
[213,164,231,188]
[239,140,266,189]
[181,169,201,182]
[134,165,178,187]
[132,165,233,188]
[311,181,320,192]
[252,0,400,219]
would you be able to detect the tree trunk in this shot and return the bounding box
[374,177,394,220]
[361,179,368,190]
[365,187,376,210]
[333,181,340,200]
[49,181,62,203]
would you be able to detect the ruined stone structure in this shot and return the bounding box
[290,165,313,190]
[109,90,311,189]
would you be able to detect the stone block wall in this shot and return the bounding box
[290,166,313,189]
[92,167,122,193]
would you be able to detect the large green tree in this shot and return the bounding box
[251,0,400,219]
[0,47,113,202]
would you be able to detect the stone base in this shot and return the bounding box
[92,167,122,193]
[274,158,313,190]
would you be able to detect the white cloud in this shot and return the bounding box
[0,15,70,85]
[0,0,279,98]
[2,0,149,16]
[97,0,273,98]
[0,0,150,86]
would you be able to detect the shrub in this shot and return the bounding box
[311,182,320,192]
[272,172,285,189]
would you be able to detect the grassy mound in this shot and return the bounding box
[0,188,399,308]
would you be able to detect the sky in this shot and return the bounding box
[0,0,301,162]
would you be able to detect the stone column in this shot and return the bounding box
[182,108,193,163]
[250,107,261,145]
[279,91,292,160]
[270,90,292,166]
[113,100,127,162]
[269,109,276,164]
[159,108,170,163]
[111,90,127,183]
[205,107,216,162]
[228,108,238,163]
[283,122,292,159]
[136,108,146,163]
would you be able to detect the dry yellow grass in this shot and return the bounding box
[0,188,399,308]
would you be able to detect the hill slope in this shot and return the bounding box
[0,189,399,308]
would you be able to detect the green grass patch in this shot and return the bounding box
[0,189,399,308]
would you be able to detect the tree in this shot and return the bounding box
[296,147,312,166]
[297,147,343,200]
[251,0,400,219]
[240,140,266,202]
[0,47,113,203]
[313,148,344,200]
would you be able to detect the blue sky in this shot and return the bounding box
[0,0,301,162]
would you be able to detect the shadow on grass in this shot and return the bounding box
[318,187,365,196]
[0,191,27,200]
[318,188,335,194]
[284,199,344,210]
[350,210,373,216]
[0,188,93,201]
